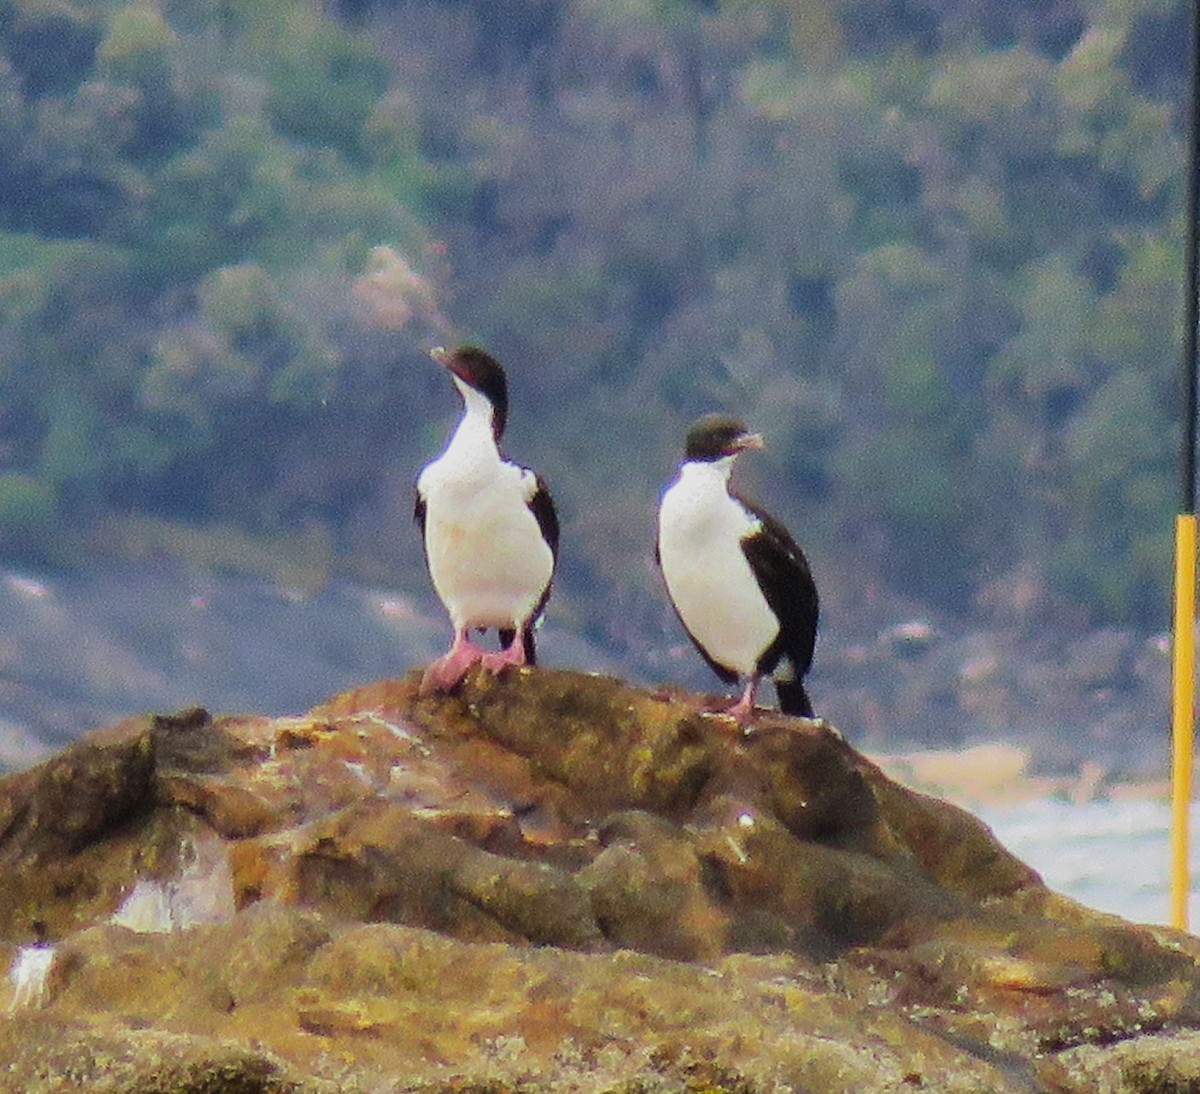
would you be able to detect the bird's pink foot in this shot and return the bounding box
[724,698,755,726]
[420,634,487,696]
[479,640,528,675]
[719,678,760,729]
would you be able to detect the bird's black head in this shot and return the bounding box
[431,345,509,439]
[684,413,764,461]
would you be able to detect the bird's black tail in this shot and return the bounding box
[774,677,813,719]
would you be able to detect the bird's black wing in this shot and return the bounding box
[653,532,740,686]
[527,471,559,559]
[519,469,559,665]
[414,488,427,536]
[737,495,819,677]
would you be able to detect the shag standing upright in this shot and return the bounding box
[656,413,819,725]
[415,346,558,695]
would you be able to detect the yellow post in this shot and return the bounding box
[1172,512,1197,930]
[1174,0,1200,931]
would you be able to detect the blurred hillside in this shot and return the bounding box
[0,0,1189,678]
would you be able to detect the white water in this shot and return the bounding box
[6,945,55,1011]
[110,837,236,933]
[977,797,1183,927]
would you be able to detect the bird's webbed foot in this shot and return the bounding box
[478,634,529,676]
[420,631,488,695]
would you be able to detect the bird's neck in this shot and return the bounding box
[446,394,500,464]
[679,456,735,489]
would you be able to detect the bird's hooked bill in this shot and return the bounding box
[737,432,766,452]
[430,345,469,379]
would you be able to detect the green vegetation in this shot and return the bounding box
[0,0,1191,651]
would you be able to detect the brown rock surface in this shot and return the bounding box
[0,667,1197,1092]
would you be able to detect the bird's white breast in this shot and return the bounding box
[418,422,553,631]
[658,462,778,676]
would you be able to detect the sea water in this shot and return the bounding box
[976,797,1181,927]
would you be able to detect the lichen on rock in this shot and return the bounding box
[0,666,1196,1091]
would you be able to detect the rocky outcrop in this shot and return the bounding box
[0,668,1197,1092]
